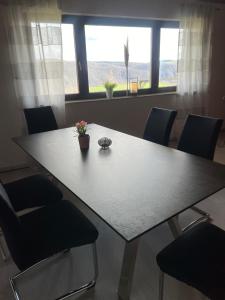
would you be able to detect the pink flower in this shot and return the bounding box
[80,120,87,127]
[76,121,87,128]
[75,120,88,136]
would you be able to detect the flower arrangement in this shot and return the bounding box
[104,81,117,99]
[75,120,87,136]
[75,120,90,150]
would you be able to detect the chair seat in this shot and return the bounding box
[4,175,63,212]
[157,222,225,299]
[17,200,98,270]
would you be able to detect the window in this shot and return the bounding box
[62,16,179,101]
[62,24,79,94]
[85,25,151,93]
[159,28,179,88]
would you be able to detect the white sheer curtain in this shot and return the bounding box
[5,0,65,127]
[177,2,215,114]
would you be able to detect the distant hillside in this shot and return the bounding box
[87,61,151,86]
[63,60,177,92]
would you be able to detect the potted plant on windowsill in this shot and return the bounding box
[76,120,90,150]
[104,81,117,99]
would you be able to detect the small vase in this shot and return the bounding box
[106,89,113,99]
[78,134,90,150]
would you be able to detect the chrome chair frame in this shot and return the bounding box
[186,206,211,231]
[10,243,98,300]
[168,211,211,240]
[0,229,7,261]
[158,270,164,300]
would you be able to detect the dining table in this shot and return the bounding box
[14,123,225,300]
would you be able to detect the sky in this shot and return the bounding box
[62,24,179,63]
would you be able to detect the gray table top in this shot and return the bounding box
[14,124,225,242]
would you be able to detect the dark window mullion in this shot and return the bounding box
[74,18,89,98]
[151,22,160,92]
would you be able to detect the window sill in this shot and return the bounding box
[65,92,177,104]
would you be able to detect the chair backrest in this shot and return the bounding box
[177,114,223,160]
[0,183,24,269]
[24,106,58,134]
[143,107,177,146]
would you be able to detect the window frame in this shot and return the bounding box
[62,15,179,101]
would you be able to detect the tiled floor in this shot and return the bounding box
[0,142,225,300]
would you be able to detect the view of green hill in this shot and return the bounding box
[63,60,177,94]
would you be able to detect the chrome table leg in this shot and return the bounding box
[167,216,182,239]
[118,238,140,300]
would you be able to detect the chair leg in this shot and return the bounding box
[0,229,7,261]
[158,271,164,300]
[10,242,99,300]
[92,242,99,282]
[168,206,211,237]
[182,206,211,232]
[167,216,182,239]
[191,206,210,218]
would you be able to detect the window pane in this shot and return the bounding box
[62,24,79,94]
[85,25,151,93]
[159,28,179,88]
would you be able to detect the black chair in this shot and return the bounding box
[177,114,223,160]
[143,107,177,146]
[23,106,59,182]
[0,175,63,261]
[157,222,225,300]
[24,106,58,134]
[169,114,223,236]
[0,181,98,300]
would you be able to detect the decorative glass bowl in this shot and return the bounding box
[98,137,112,149]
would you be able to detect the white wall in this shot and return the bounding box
[66,94,179,138]
[207,8,225,120]
[59,0,181,20]
[65,92,207,141]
